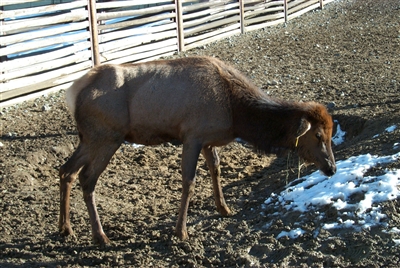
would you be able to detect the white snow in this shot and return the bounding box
[332,120,346,145]
[372,124,397,139]
[385,125,397,133]
[263,152,400,239]
[276,228,306,239]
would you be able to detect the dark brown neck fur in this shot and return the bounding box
[232,93,308,155]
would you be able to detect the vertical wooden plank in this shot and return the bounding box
[0,5,6,64]
[283,0,288,23]
[175,0,184,52]
[239,0,245,34]
[320,0,324,9]
[0,4,5,100]
[88,0,100,66]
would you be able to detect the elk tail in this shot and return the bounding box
[65,68,100,115]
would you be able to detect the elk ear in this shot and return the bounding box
[296,118,311,138]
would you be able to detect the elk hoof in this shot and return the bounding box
[175,228,189,240]
[93,233,111,246]
[59,224,74,237]
[218,205,232,217]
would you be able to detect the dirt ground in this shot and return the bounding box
[1,0,400,267]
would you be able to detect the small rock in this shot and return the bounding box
[42,105,51,111]
[267,80,278,86]
[327,102,336,109]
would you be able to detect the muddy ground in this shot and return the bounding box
[1,0,400,267]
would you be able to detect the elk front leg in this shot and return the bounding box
[176,142,202,240]
[202,146,231,216]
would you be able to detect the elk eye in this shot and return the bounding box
[316,133,322,140]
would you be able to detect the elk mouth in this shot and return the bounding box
[320,160,336,177]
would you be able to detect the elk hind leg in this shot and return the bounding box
[59,144,88,237]
[202,146,231,216]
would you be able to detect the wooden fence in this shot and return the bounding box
[0,0,335,107]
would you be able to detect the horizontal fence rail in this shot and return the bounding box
[0,0,336,106]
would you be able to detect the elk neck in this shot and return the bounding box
[231,93,306,155]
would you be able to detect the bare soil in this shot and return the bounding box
[1,0,400,267]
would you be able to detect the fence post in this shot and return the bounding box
[283,0,288,23]
[319,0,324,9]
[175,0,185,52]
[88,0,100,66]
[0,5,6,64]
[239,0,245,34]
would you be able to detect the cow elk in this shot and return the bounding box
[59,56,336,245]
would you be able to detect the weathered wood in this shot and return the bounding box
[1,21,89,46]
[244,1,283,11]
[284,0,288,22]
[181,0,237,13]
[175,0,184,52]
[245,12,284,26]
[1,0,41,6]
[245,17,285,32]
[288,2,319,19]
[185,28,241,51]
[1,50,91,81]
[99,22,176,43]
[98,12,175,31]
[0,31,90,57]
[243,1,283,21]
[183,8,239,29]
[323,0,336,5]
[100,29,176,54]
[0,82,73,109]
[1,9,88,34]
[244,6,284,21]
[239,0,245,33]
[184,15,240,36]
[0,0,87,20]
[184,23,239,45]
[181,2,227,20]
[1,61,92,95]
[106,45,177,65]
[96,0,174,9]
[97,4,175,21]
[0,42,91,73]
[182,4,239,25]
[288,0,318,14]
[88,0,100,66]
[101,38,176,62]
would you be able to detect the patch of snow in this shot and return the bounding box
[332,120,346,145]
[276,228,305,239]
[263,152,400,238]
[385,125,397,133]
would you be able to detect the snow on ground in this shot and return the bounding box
[373,124,397,139]
[332,120,346,146]
[263,149,400,239]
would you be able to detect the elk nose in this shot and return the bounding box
[324,162,336,177]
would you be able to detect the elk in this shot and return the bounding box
[59,56,336,245]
